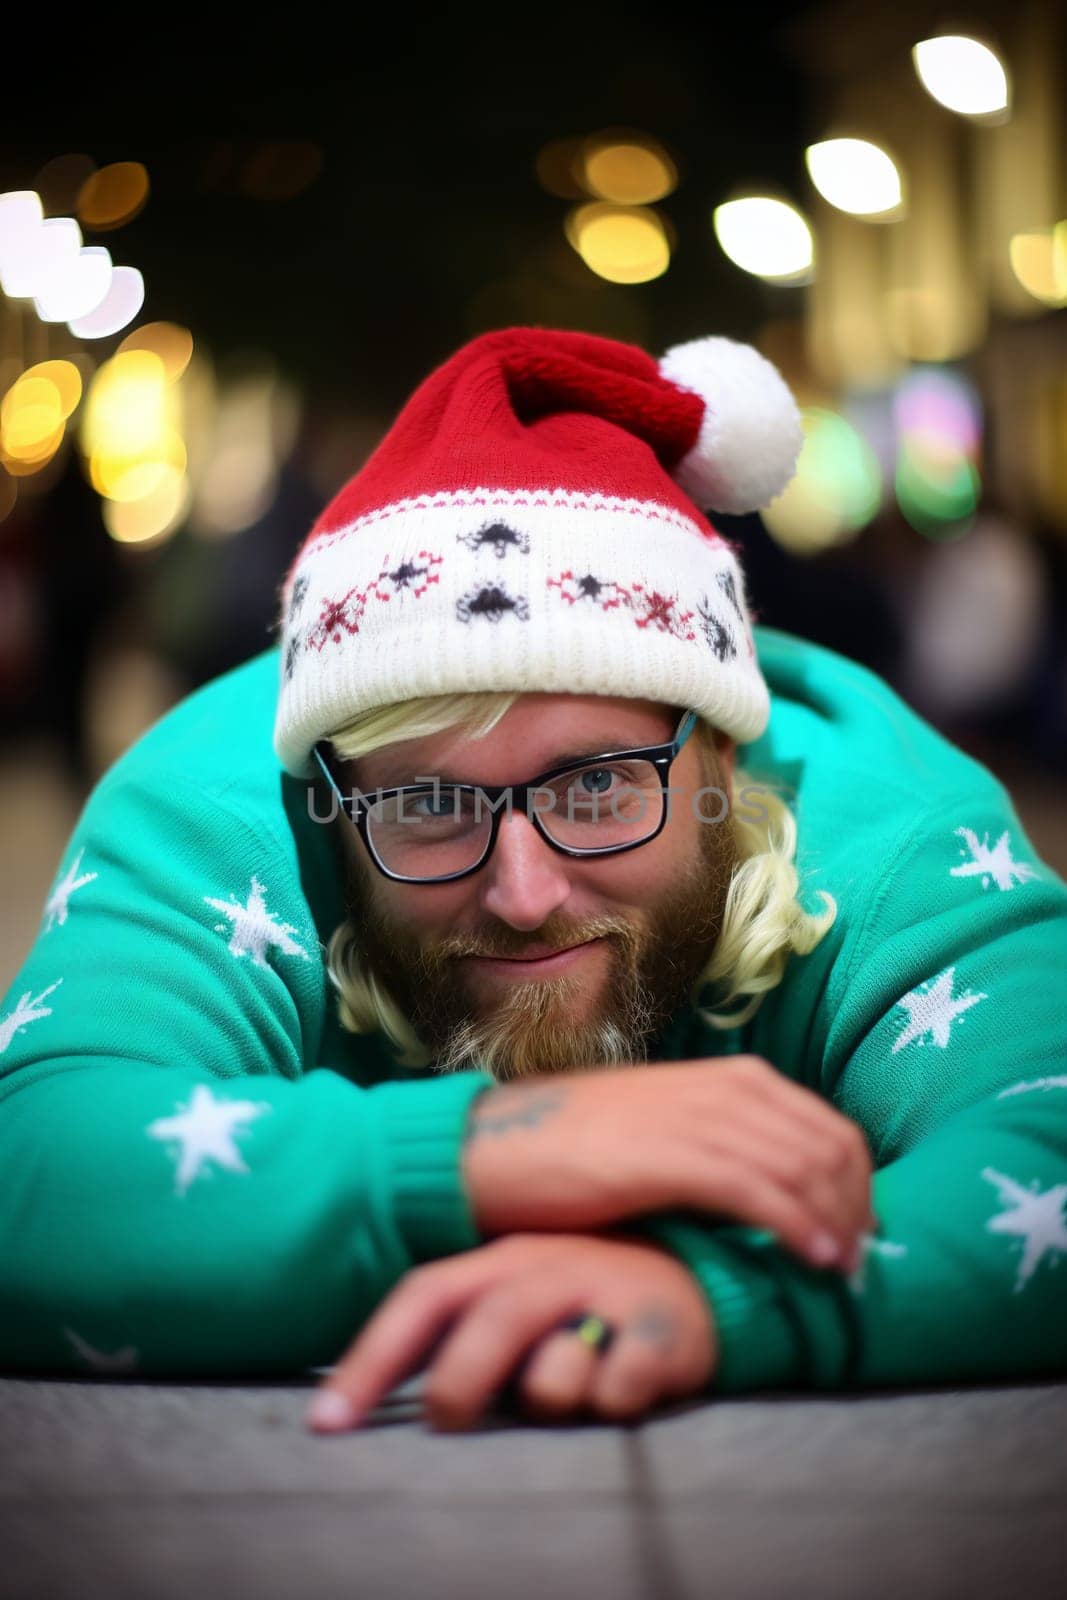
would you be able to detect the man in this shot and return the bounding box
[1,328,1064,1433]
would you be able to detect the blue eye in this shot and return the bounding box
[579,768,615,795]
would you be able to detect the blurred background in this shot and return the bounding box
[2,0,1066,988]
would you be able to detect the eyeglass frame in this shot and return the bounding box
[311,707,700,885]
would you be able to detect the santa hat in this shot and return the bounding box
[273,326,801,778]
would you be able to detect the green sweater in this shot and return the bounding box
[2,627,1065,1389]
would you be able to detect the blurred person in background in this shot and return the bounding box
[1,328,1064,1433]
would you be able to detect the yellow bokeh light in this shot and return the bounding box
[91,428,187,503]
[582,136,677,205]
[713,197,814,282]
[103,470,190,545]
[118,322,195,384]
[82,350,168,458]
[77,162,150,230]
[805,139,903,219]
[20,360,83,418]
[1009,225,1067,307]
[566,203,670,284]
[1,377,64,458]
[1,423,65,474]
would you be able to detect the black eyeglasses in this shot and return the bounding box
[312,709,699,884]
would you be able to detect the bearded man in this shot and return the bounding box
[2,328,1064,1432]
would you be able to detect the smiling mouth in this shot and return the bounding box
[464,938,604,971]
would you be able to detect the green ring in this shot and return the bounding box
[575,1315,609,1349]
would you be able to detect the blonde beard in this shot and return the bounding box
[336,796,741,1082]
[425,927,662,1082]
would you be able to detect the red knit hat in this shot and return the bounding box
[273,327,802,777]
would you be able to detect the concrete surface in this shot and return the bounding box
[1,1374,1064,1599]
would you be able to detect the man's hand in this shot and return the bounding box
[462,1056,876,1273]
[305,1233,717,1433]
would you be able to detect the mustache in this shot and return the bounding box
[414,912,638,967]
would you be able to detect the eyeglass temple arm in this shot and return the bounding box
[312,744,347,805]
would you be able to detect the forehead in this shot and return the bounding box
[355,694,680,787]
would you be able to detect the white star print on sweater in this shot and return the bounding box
[204,875,310,969]
[950,827,1039,892]
[146,1082,273,1196]
[997,1076,1067,1099]
[891,966,988,1053]
[0,979,62,1055]
[43,849,98,930]
[1,635,1063,1389]
[982,1168,1067,1292]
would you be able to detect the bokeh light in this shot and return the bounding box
[713,197,813,283]
[34,244,113,323]
[565,202,670,283]
[1,377,64,458]
[1,213,80,300]
[0,361,82,474]
[102,470,191,546]
[893,366,983,537]
[77,162,150,230]
[805,139,903,218]
[82,348,188,527]
[1009,225,1067,308]
[763,407,882,552]
[118,322,195,384]
[0,191,45,294]
[912,36,1010,118]
[581,135,677,204]
[68,265,145,338]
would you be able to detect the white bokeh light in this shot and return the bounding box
[35,245,114,323]
[912,36,1010,117]
[0,191,45,293]
[68,265,146,339]
[1,214,81,299]
[805,139,903,218]
[713,197,813,282]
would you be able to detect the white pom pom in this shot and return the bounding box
[659,336,803,514]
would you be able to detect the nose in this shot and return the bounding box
[476,808,573,930]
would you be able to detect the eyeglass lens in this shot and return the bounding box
[365,758,664,879]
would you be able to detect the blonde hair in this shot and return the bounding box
[323,691,837,1066]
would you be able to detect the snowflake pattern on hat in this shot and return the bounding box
[273,328,793,774]
[457,521,530,559]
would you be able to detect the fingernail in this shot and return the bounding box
[306,1390,355,1431]
[807,1230,840,1265]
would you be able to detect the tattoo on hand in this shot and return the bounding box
[630,1304,680,1354]
[465,1086,566,1140]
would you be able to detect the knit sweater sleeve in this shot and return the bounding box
[636,782,1067,1392]
[0,768,493,1377]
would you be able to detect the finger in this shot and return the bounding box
[723,1107,871,1263]
[307,1252,511,1432]
[423,1278,587,1431]
[679,1152,858,1273]
[754,1079,878,1227]
[587,1325,672,1422]
[511,1329,601,1419]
